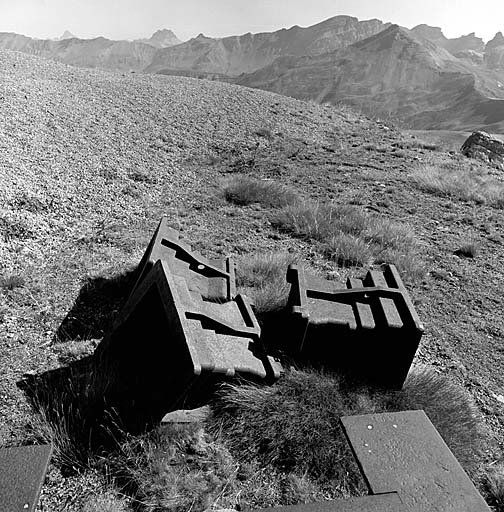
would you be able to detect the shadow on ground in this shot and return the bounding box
[55,268,138,342]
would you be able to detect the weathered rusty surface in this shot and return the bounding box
[96,260,280,429]
[286,264,423,388]
[253,493,402,512]
[0,444,52,512]
[341,410,491,512]
[132,217,236,301]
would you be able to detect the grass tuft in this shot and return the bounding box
[235,252,298,314]
[271,201,425,280]
[222,175,299,208]
[485,464,504,511]
[0,273,26,291]
[455,242,478,258]
[322,233,371,267]
[411,163,504,207]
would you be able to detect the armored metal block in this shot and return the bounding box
[0,444,52,512]
[132,216,236,301]
[96,260,280,429]
[286,264,424,388]
[253,493,402,512]
[341,410,491,511]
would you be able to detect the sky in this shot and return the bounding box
[1,0,503,43]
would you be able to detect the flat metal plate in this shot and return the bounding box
[0,444,52,512]
[341,410,491,511]
[254,493,402,511]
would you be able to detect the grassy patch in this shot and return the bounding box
[411,163,504,207]
[222,175,300,208]
[235,252,298,315]
[271,201,425,280]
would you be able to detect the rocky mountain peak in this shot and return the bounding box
[486,31,504,50]
[136,29,181,48]
[57,30,76,40]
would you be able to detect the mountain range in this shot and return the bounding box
[2,17,504,131]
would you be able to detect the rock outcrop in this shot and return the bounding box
[411,25,484,54]
[460,131,504,170]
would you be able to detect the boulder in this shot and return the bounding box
[460,131,504,170]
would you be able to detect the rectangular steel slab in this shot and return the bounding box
[341,410,491,512]
[253,493,402,512]
[0,444,52,512]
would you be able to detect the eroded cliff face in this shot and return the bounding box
[237,25,504,131]
[144,16,389,76]
[410,25,484,55]
[484,32,504,70]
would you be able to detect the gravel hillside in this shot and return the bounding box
[1,49,503,509]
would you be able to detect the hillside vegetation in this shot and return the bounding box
[1,49,504,510]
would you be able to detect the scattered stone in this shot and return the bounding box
[161,406,210,424]
[460,131,504,170]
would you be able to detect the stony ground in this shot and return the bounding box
[0,49,503,510]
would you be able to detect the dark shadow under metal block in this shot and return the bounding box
[0,444,52,512]
[341,410,491,512]
[286,264,424,388]
[132,216,236,301]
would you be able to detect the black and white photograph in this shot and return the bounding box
[0,1,503,510]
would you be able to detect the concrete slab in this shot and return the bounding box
[341,410,491,511]
[0,444,52,512]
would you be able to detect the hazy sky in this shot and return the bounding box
[1,0,503,43]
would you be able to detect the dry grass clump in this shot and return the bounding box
[222,175,300,208]
[411,163,504,207]
[0,273,26,291]
[81,491,131,512]
[235,252,298,314]
[455,242,478,258]
[485,464,504,511]
[271,201,425,280]
[110,424,236,512]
